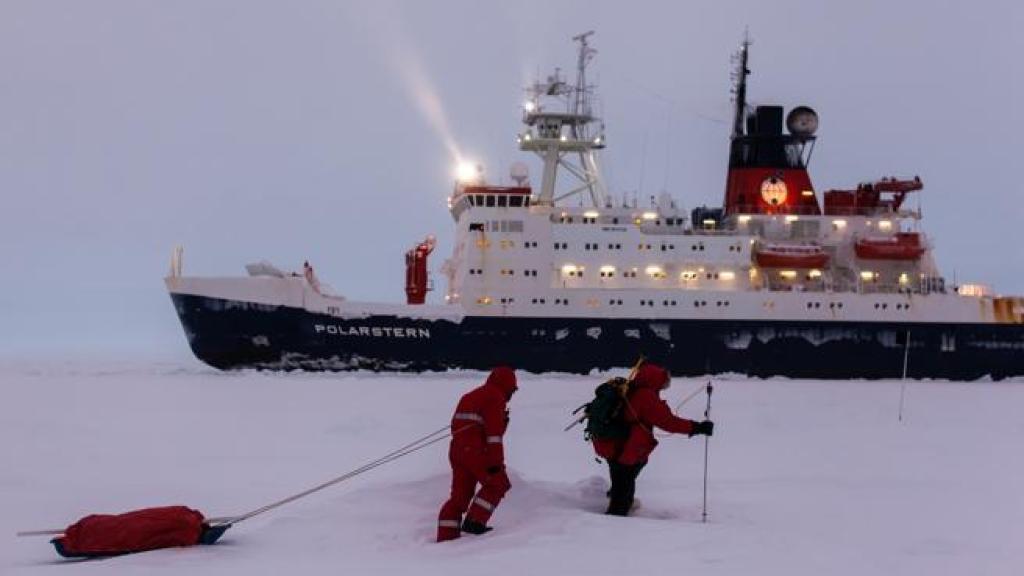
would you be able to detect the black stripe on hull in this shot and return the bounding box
[170,293,1024,380]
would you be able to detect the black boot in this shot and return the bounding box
[605,460,646,516]
[461,520,493,535]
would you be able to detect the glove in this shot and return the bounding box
[486,465,504,475]
[691,420,714,437]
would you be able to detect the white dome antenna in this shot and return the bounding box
[510,162,530,186]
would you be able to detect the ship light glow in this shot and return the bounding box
[832,219,847,229]
[583,210,600,219]
[561,264,579,275]
[785,215,800,223]
[809,269,822,278]
[779,270,797,279]
[719,271,736,280]
[455,161,480,183]
[958,283,990,297]
[599,265,616,274]
[801,190,815,197]
[879,220,893,230]
[641,212,658,221]
[860,271,876,281]
[523,100,536,113]
[738,215,752,223]
[645,265,664,277]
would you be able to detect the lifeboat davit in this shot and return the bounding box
[754,243,830,268]
[854,233,925,261]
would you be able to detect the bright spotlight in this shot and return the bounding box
[455,161,481,183]
[523,100,537,113]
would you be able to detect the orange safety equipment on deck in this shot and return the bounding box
[855,233,926,261]
[754,243,830,269]
[405,236,436,305]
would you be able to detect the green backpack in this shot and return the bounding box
[580,377,633,440]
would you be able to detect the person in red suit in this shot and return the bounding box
[437,366,518,541]
[592,363,714,516]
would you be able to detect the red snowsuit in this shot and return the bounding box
[592,363,696,465]
[437,367,517,542]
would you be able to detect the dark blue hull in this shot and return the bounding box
[170,293,1024,380]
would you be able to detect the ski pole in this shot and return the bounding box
[653,384,710,439]
[898,329,910,422]
[701,381,713,523]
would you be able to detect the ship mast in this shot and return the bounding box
[731,32,751,139]
[519,31,607,207]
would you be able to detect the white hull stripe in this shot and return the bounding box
[454,412,484,423]
[472,497,495,511]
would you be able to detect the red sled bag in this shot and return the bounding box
[51,506,224,558]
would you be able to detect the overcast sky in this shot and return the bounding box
[1,0,1020,359]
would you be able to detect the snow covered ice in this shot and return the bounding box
[2,361,1022,575]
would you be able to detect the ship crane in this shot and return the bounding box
[823,176,923,216]
[518,31,608,208]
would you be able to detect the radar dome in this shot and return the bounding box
[510,162,530,186]
[786,106,819,137]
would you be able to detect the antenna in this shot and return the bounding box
[571,30,596,118]
[518,31,608,208]
[730,30,751,138]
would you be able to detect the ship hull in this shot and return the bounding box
[171,293,1024,380]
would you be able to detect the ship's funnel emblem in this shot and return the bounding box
[761,176,788,206]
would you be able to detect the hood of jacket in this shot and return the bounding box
[485,366,518,399]
[632,363,670,391]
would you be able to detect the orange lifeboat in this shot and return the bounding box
[754,243,830,268]
[854,233,925,261]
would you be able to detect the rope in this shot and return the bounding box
[672,383,707,412]
[209,423,474,526]
[18,422,480,535]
